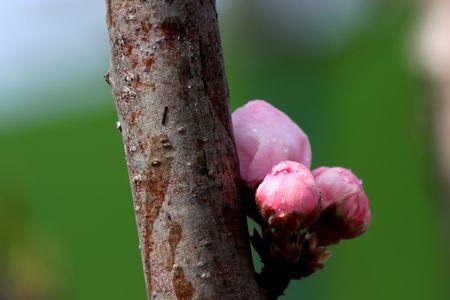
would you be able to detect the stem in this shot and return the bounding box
[105,1,263,298]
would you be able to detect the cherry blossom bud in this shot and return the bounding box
[312,167,371,245]
[256,161,320,230]
[232,100,312,187]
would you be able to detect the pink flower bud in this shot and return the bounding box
[232,100,312,187]
[312,167,371,245]
[256,161,319,229]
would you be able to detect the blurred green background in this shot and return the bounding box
[1,1,449,299]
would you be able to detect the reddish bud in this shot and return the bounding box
[232,100,312,187]
[256,161,320,230]
[312,167,371,245]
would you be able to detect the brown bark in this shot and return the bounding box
[105,1,263,299]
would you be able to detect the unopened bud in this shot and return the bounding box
[232,100,312,187]
[256,161,320,230]
[312,167,371,245]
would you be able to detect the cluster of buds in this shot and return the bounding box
[232,100,371,295]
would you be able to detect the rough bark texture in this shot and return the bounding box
[106,1,263,299]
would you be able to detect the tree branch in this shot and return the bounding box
[105,1,263,298]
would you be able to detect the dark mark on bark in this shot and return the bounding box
[201,149,208,175]
[177,57,193,83]
[167,221,182,271]
[194,139,208,176]
[124,39,134,56]
[160,17,185,41]
[144,57,155,71]
[162,106,169,125]
[173,266,194,300]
